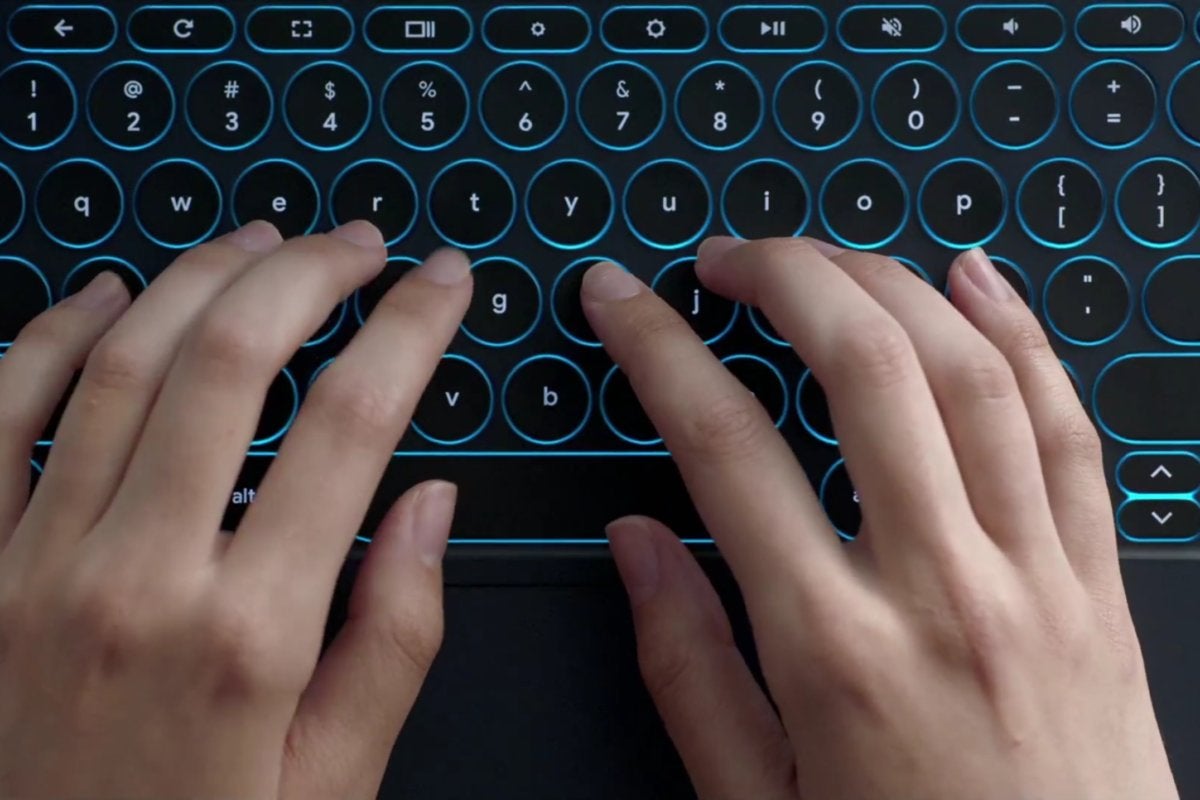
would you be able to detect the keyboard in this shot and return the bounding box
[3,1,1200,547]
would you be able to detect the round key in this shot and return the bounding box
[428,159,516,249]
[722,159,809,239]
[0,61,76,150]
[329,160,418,245]
[0,164,24,244]
[479,61,567,151]
[970,60,1058,150]
[1169,62,1200,146]
[232,159,319,238]
[135,160,222,249]
[382,61,469,151]
[186,61,273,151]
[0,258,51,345]
[87,61,174,151]
[285,61,370,151]
[1044,256,1130,345]
[774,61,861,150]
[918,159,1006,248]
[526,159,614,249]
[675,61,763,150]
[304,301,345,348]
[1070,60,1156,149]
[1116,158,1200,248]
[412,355,494,446]
[797,369,835,445]
[63,257,146,300]
[1017,158,1105,248]
[462,257,542,347]
[552,257,621,347]
[36,159,123,249]
[254,370,299,447]
[750,308,787,347]
[983,257,1032,306]
[820,159,908,249]
[577,61,665,151]
[624,160,711,249]
[503,356,591,446]
[601,365,661,446]
[821,460,860,540]
[722,355,787,428]
[872,61,959,150]
[355,256,418,324]
[651,257,737,345]
[1144,256,1200,344]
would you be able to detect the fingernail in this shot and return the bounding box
[607,517,660,606]
[330,220,385,249]
[582,261,644,303]
[409,481,457,567]
[695,236,744,272]
[415,248,471,286]
[957,247,1014,302]
[65,271,128,310]
[224,220,282,253]
[801,237,846,258]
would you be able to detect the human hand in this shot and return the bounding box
[584,239,1178,800]
[0,221,472,799]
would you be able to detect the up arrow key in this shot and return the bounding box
[1151,464,1173,479]
[1117,453,1200,495]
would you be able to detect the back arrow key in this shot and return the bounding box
[9,5,117,52]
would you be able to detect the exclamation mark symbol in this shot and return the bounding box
[30,79,37,98]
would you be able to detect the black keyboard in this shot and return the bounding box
[4,2,1200,547]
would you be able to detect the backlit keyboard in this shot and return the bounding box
[4,2,1200,546]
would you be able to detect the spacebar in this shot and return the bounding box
[225,455,704,541]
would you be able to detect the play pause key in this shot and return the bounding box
[719,5,826,52]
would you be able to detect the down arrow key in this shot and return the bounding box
[1119,499,1200,543]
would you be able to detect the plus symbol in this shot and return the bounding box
[1107,79,1121,94]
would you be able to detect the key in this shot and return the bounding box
[0,61,76,151]
[1077,4,1184,51]
[232,160,319,238]
[245,6,353,52]
[1044,257,1130,345]
[970,60,1058,149]
[480,61,568,150]
[36,159,123,248]
[577,61,666,151]
[624,160,711,249]
[981,257,1032,305]
[820,159,908,249]
[838,5,946,52]
[63,256,146,300]
[87,61,174,151]
[330,160,418,245]
[956,4,1065,51]
[1070,60,1156,149]
[1144,256,1200,344]
[304,302,345,349]
[128,6,236,52]
[1116,158,1200,248]
[526,159,614,249]
[719,5,826,52]
[483,6,591,52]
[355,257,418,324]
[1169,63,1200,146]
[722,159,810,239]
[872,60,959,150]
[600,366,661,445]
[1118,500,1200,543]
[750,308,787,347]
[820,460,860,539]
[1097,355,1200,443]
[462,258,542,347]
[675,60,763,150]
[918,159,1006,248]
[428,160,516,249]
[1118,453,1200,495]
[552,257,621,347]
[0,164,24,245]
[254,370,299,448]
[412,355,494,446]
[652,257,737,345]
[284,62,370,150]
[364,6,473,52]
[0,258,51,345]
[382,61,469,151]
[601,6,709,52]
[9,5,116,52]
[798,369,836,444]
[774,61,861,150]
[722,355,787,428]
[134,160,222,249]
[187,61,273,151]
[1017,159,1105,248]
[503,356,592,445]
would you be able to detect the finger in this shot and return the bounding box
[18,222,282,545]
[104,222,387,549]
[0,274,130,543]
[610,516,796,800]
[695,237,978,560]
[948,249,1118,587]
[829,246,1060,561]
[280,481,454,800]
[582,261,856,621]
[229,248,472,599]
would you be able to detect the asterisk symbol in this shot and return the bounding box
[715,80,726,92]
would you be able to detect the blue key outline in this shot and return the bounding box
[599,364,664,447]
[969,60,1059,151]
[1068,59,1158,151]
[749,308,788,348]
[1015,157,1107,250]
[328,159,419,246]
[1167,62,1200,147]
[818,158,910,250]
[461,256,544,349]
[651,256,739,345]
[1116,451,1200,497]
[244,5,354,54]
[599,5,710,54]
[955,4,1065,53]
[891,256,932,285]
[1076,3,1184,52]
[1095,353,1200,445]
[836,4,947,53]
[674,60,765,152]
[871,60,960,152]
[230,158,321,235]
[61,256,147,301]
[8,5,117,53]
[0,257,52,347]
[525,159,615,251]
[282,60,372,152]
[1114,158,1200,250]
[773,60,863,152]
[35,158,124,250]
[381,61,471,152]
[1115,497,1200,544]
[0,163,25,246]
[722,354,788,428]
[1143,256,1200,347]
[478,61,569,152]
[355,256,420,326]
[302,300,346,349]
[550,256,625,348]
[0,61,77,152]
[133,158,222,249]
[185,61,275,152]
[364,6,473,54]
[86,60,176,152]
[412,354,495,447]
[819,459,857,542]
[128,5,236,54]
[427,159,517,250]
[623,159,713,250]
[1043,255,1131,348]
[501,354,593,447]
[253,368,299,448]
[941,255,1034,312]
[576,61,667,152]
[721,158,811,240]
[482,5,592,54]
[796,368,838,447]
[717,5,827,53]
[917,157,1008,250]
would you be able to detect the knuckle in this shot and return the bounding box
[198,601,283,696]
[187,309,276,379]
[677,392,770,461]
[83,337,155,394]
[377,606,444,675]
[637,635,710,704]
[306,371,404,444]
[802,613,900,712]
[830,318,916,391]
[1001,315,1053,360]
[11,308,78,351]
[64,578,147,673]
[950,352,1020,405]
[1044,406,1104,467]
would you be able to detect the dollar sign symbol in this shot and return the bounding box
[324,80,337,101]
